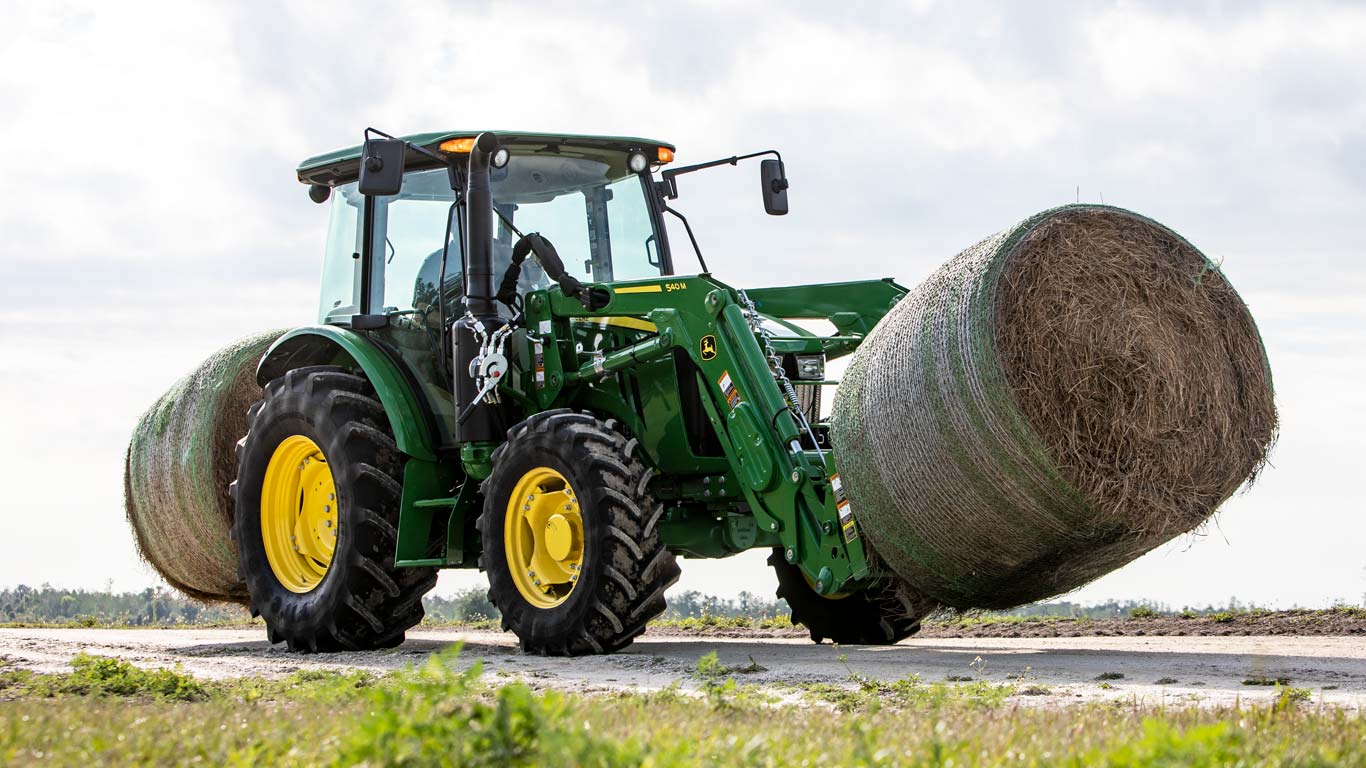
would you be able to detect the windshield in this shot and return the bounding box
[490,147,662,285]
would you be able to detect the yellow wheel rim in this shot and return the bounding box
[505,466,584,608]
[261,435,338,593]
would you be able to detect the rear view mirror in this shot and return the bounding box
[760,158,788,216]
[358,138,406,196]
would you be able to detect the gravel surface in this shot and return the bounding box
[2,627,1364,709]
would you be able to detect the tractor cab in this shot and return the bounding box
[298,133,677,327]
[295,132,680,442]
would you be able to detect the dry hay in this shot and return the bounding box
[832,205,1276,610]
[124,330,286,603]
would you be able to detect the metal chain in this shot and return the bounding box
[737,289,828,468]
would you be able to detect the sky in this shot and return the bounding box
[0,1,1363,609]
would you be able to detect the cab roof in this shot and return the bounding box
[296,130,676,187]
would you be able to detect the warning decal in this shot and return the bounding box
[717,370,741,410]
[831,473,859,542]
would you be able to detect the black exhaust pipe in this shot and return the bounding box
[455,132,503,445]
[463,132,500,317]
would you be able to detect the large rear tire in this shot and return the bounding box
[478,410,680,655]
[770,548,922,645]
[230,366,437,652]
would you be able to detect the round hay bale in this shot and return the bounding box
[832,205,1276,610]
[124,330,287,603]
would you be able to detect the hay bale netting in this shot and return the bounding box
[124,330,287,603]
[832,205,1276,610]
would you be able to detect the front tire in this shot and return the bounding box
[478,410,680,655]
[771,548,923,645]
[230,366,437,652]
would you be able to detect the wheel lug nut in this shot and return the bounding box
[328,493,335,501]
[324,520,332,528]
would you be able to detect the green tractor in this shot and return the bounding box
[231,129,920,655]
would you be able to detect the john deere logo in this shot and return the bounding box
[700,335,717,361]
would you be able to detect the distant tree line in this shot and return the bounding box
[4,584,1359,626]
[0,584,792,626]
[1002,597,1279,619]
[0,584,248,626]
[421,587,500,622]
[419,588,791,623]
[659,590,788,620]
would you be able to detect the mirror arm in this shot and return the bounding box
[659,149,784,200]
[364,127,461,189]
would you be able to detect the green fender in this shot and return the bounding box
[257,326,437,461]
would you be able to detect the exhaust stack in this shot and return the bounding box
[463,132,500,317]
[454,132,504,445]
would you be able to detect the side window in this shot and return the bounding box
[605,176,658,279]
[318,184,363,323]
[379,198,458,316]
[369,168,462,446]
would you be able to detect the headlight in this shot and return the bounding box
[628,152,648,173]
[795,354,825,381]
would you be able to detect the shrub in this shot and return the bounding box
[337,647,642,767]
[18,653,206,701]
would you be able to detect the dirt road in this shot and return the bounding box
[3,627,1363,708]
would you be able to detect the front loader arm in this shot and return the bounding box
[523,275,873,594]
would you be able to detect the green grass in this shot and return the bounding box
[0,618,262,629]
[925,605,1366,632]
[652,614,795,631]
[932,613,1081,630]
[2,650,1365,766]
[1244,675,1293,686]
[0,654,208,700]
[416,617,501,630]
